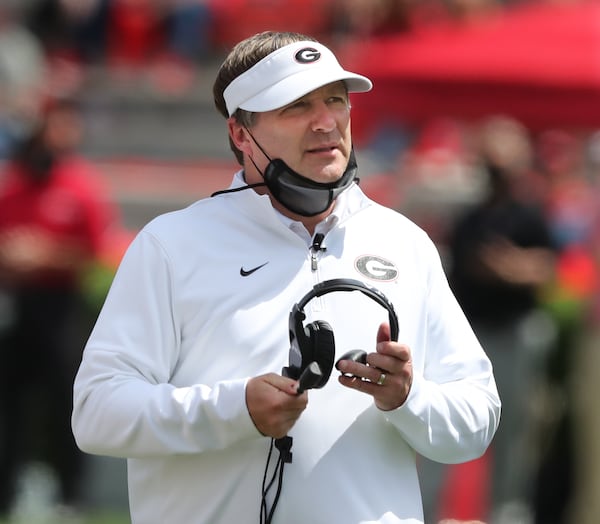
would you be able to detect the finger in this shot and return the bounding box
[375,340,411,361]
[262,373,301,395]
[335,358,367,378]
[376,322,391,344]
[338,373,385,393]
[338,374,368,391]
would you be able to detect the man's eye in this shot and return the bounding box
[286,101,308,111]
[328,96,348,106]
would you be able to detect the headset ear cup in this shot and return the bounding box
[307,320,335,388]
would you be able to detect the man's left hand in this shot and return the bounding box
[337,323,413,411]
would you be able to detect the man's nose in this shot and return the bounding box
[310,102,337,133]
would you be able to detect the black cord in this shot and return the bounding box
[260,436,293,524]
[267,455,286,523]
[210,182,266,198]
[260,439,275,522]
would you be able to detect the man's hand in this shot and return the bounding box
[246,374,308,438]
[337,323,413,411]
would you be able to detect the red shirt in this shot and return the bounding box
[0,156,118,288]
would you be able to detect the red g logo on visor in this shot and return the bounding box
[295,47,321,64]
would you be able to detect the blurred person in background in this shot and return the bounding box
[329,0,412,42]
[329,0,502,45]
[0,98,121,518]
[102,0,199,94]
[0,1,47,158]
[568,176,600,524]
[103,0,164,74]
[529,128,598,524]
[25,0,109,99]
[26,0,110,66]
[162,0,213,64]
[447,116,557,524]
[145,0,215,95]
[537,129,596,255]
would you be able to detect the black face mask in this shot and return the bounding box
[211,132,359,216]
[27,149,55,181]
[16,142,56,183]
[247,127,359,216]
[261,149,358,217]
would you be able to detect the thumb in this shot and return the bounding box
[261,373,300,395]
[377,322,391,344]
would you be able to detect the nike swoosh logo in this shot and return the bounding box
[240,262,269,277]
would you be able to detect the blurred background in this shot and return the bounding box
[0,0,599,523]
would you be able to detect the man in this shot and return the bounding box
[72,31,500,524]
[0,98,119,516]
[448,117,556,523]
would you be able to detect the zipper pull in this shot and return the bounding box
[310,233,326,271]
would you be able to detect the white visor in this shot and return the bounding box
[223,41,373,117]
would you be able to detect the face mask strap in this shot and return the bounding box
[242,127,357,216]
[245,127,273,169]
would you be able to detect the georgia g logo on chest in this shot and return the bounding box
[354,255,398,282]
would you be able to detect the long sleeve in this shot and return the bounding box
[386,237,501,463]
[72,230,260,458]
[70,182,501,524]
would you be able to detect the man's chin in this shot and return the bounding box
[310,160,348,184]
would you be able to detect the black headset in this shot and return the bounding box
[263,279,400,524]
[282,278,400,391]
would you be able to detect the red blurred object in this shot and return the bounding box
[340,1,600,143]
[106,0,165,66]
[556,245,599,300]
[436,451,491,522]
[208,0,334,49]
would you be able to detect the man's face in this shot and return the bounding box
[246,81,352,184]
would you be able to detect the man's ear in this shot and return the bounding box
[227,117,253,155]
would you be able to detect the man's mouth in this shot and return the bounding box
[307,144,338,154]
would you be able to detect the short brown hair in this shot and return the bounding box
[213,31,317,164]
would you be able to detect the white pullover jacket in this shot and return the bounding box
[72,172,500,524]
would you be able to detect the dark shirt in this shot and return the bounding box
[449,199,554,325]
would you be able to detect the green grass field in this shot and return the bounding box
[76,515,130,524]
[2,461,131,524]
[0,512,130,524]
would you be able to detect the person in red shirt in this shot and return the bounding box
[0,98,120,517]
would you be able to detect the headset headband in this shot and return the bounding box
[294,278,399,341]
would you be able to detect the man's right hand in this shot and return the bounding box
[246,374,308,439]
